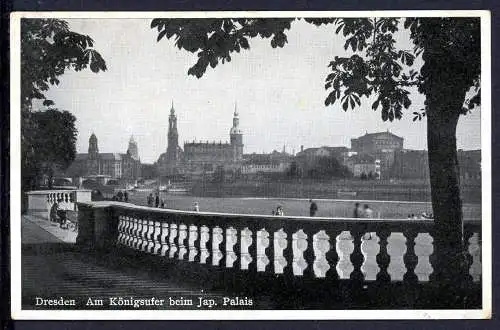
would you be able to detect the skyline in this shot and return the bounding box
[38,18,481,163]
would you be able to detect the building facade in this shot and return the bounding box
[66,133,141,181]
[157,104,244,177]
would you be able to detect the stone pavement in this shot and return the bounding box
[20,216,256,310]
[22,214,77,243]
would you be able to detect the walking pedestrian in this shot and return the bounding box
[309,199,318,217]
[353,202,362,218]
[363,204,374,218]
[124,191,128,202]
[155,193,160,208]
[193,202,199,212]
[117,190,123,201]
[276,205,284,216]
[147,193,153,207]
[160,199,165,208]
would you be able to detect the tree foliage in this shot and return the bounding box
[151,17,480,121]
[31,109,78,187]
[21,18,107,109]
[21,18,106,192]
[306,156,352,179]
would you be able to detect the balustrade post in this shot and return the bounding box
[349,224,365,285]
[302,226,316,279]
[325,229,340,281]
[375,227,391,283]
[403,228,419,285]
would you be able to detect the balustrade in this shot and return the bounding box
[81,202,482,303]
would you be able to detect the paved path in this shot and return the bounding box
[21,218,236,310]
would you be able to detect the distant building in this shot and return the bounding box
[351,130,404,154]
[295,146,349,175]
[350,130,404,178]
[157,103,244,177]
[345,154,380,178]
[242,150,293,175]
[65,133,141,181]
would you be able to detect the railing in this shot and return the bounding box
[76,201,482,308]
[26,189,92,219]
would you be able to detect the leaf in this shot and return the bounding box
[157,29,167,42]
[372,99,380,110]
[342,99,348,111]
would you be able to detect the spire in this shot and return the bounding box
[234,101,238,117]
[129,134,135,143]
[170,100,175,115]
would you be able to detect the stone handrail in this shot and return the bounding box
[76,201,482,307]
[26,189,92,219]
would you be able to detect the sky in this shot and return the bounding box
[40,18,481,163]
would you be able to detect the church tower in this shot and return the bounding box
[167,101,179,162]
[88,132,100,175]
[229,103,243,161]
[127,135,139,161]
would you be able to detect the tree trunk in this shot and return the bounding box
[426,103,466,304]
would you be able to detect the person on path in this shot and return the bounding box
[362,204,374,240]
[124,191,129,202]
[155,193,160,208]
[56,199,67,229]
[353,202,363,218]
[50,200,59,223]
[276,205,284,216]
[193,202,199,212]
[147,193,153,207]
[309,199,318,217]
[117,190,123,201]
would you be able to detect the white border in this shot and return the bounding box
[10,10,492,320]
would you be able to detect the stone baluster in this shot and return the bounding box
[168,223,178,258]
[325,230,341,280]
[256,229,270,272]
[160,222,169,256]
[124,217,132,247]
[233,226,242,270]
[139,219,148,251]
[274,229,287,274]
[225,226,238,268]
[131,218,139,250]
[146,220,155,253]
[313,230,331,278]
[349,225,365,284]
[117,216,125,245]
[199,225,210,264]
[153,221,162,255]
[301,227,316,278]
[292,229,308,276]
[247,226,257,274]
[178,224,188,260]
[403,228,419,285]
[240,227,253,270]
[414,233,434,281]
[283,228,294,278]
[188,225,199,262]
[212,226,224,266]
[375,227,391,283]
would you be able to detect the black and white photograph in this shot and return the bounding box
[10,11,491,319]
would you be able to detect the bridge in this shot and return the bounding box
[21,189,482,310]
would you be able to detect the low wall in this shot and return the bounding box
[75,201,482,309]
[26,189,92,219]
